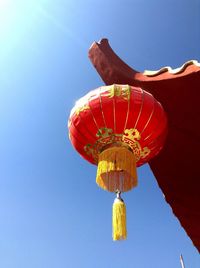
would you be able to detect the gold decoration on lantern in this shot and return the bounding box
[84,127,150,163]
[108,84,131,100]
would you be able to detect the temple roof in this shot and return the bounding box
[89,38,200,252]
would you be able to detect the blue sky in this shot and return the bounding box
[0,0,200,267]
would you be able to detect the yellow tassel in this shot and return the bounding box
[96,146,137,192]
[112,193,127,241]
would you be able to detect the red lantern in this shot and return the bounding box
[68,84,168,240]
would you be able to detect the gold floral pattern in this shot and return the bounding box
[75,105,90,115]
[107,84,131,101]
[84,127,150,163]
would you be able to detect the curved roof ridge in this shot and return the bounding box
[143,60,200,76]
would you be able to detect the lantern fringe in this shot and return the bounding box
[112,195,127,241]
[96,146,137,192]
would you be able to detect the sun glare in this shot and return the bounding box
[0,0,11,9]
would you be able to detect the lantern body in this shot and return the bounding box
[68,84,167,240]
[68,84,167,168]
